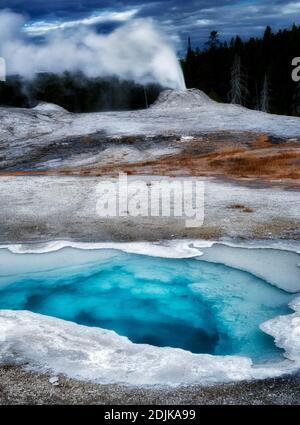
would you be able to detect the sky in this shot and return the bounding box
[1,0,300,51]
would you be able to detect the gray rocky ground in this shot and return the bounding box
[0,176,299,244]
[0,365,299,405]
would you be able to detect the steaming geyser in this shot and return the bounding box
[0,10,186,90]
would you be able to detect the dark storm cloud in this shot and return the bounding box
[0,1,236,17]
[1,1,299,48]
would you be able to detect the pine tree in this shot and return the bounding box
[260,74,270,112]
[205,31,220,49]
[263,26,272,44]
[187,37,192,57]
[234,36,243,53]
[228,55,249,105]
[184,36,197,88]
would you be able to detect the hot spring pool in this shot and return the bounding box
[0,247,295,364]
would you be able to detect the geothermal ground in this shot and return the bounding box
[1,90,300,184]
[0,89,300,404]
[0,90,300,243]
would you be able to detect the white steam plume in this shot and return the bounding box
[0,10,186,90]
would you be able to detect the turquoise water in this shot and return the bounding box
[0,248,294,362]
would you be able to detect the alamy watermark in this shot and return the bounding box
[96,173,205,228]
[0,58,6,82]
[292,57,300,82]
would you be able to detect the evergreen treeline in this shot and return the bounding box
[0,72,161,112]
[182,25,300,115]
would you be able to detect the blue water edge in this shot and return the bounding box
[0,248,294,362]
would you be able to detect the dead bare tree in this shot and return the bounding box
[228,55,249,105]
[260,74,270,112]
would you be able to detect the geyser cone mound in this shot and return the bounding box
[33,102,68,113]
[151,89,215,109]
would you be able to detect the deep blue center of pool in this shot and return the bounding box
[0,248,294,362]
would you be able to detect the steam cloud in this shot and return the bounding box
[0,10,186,90]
